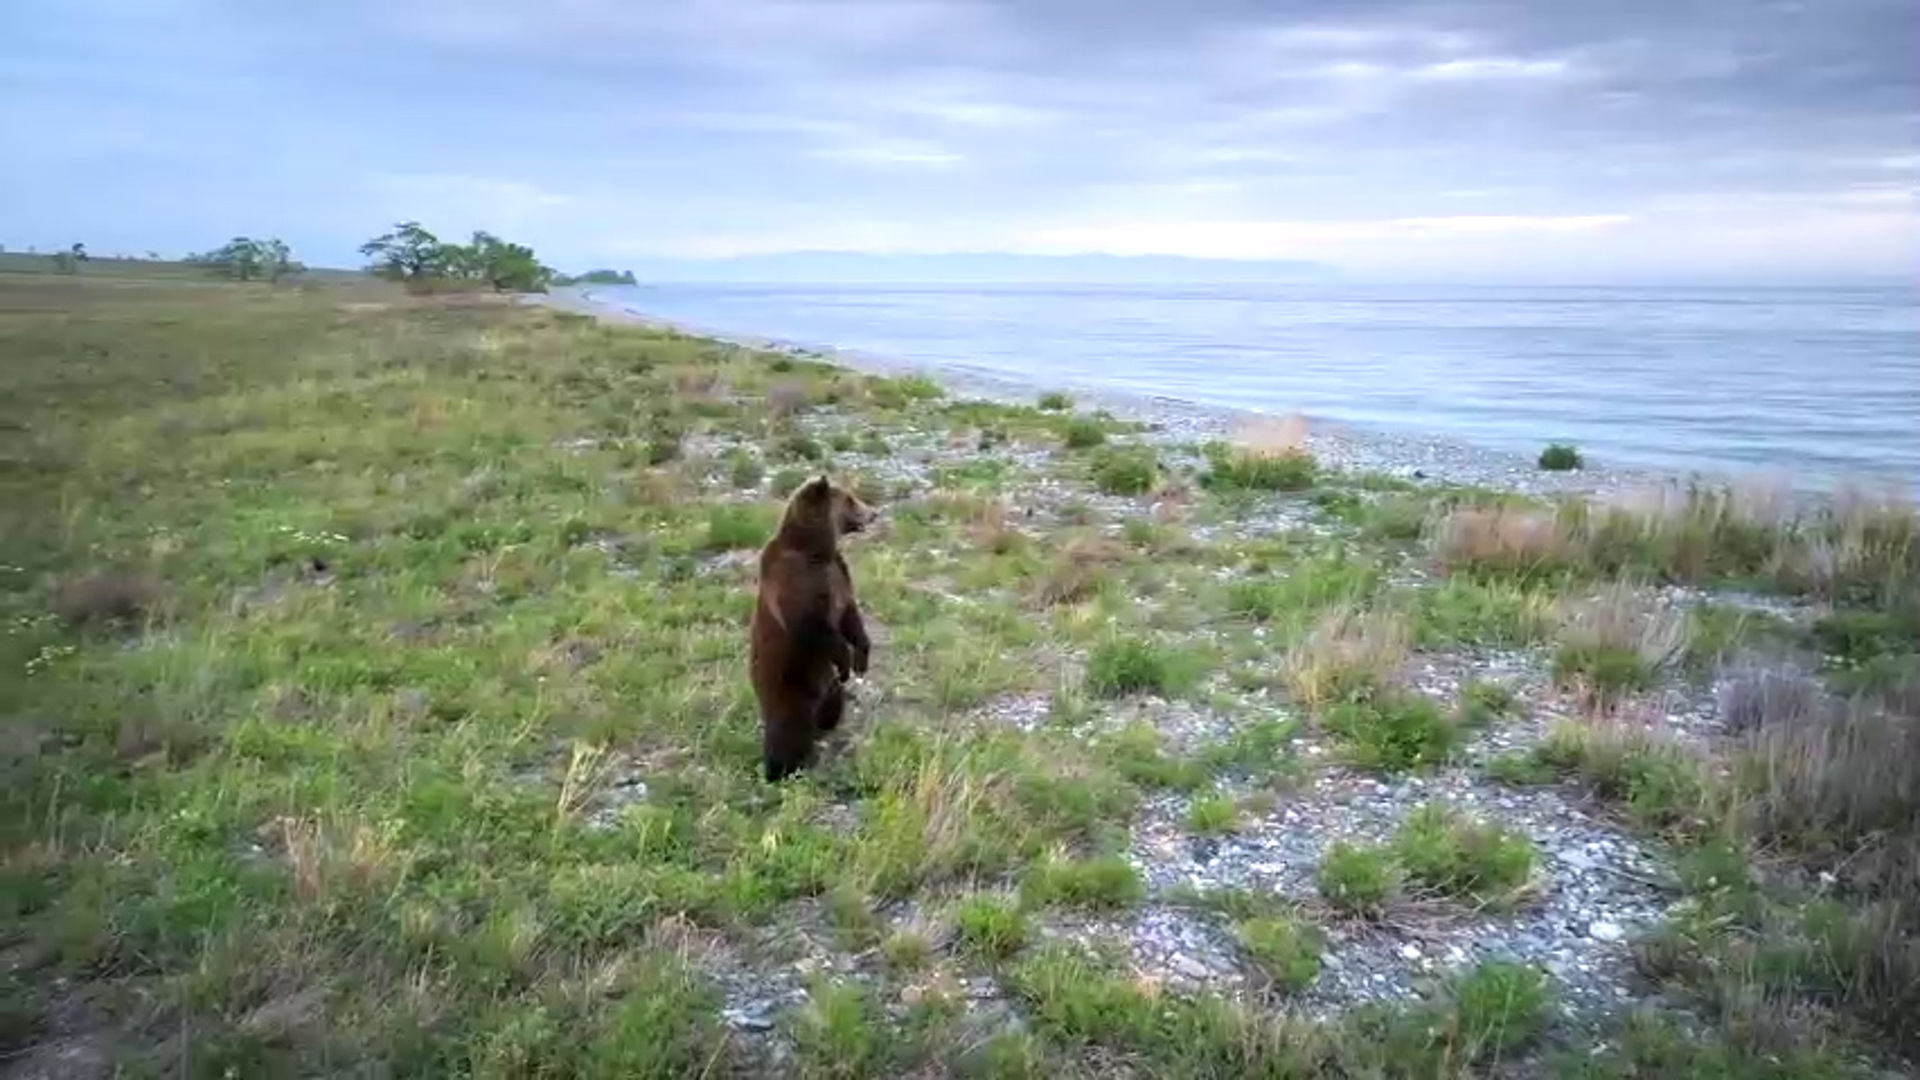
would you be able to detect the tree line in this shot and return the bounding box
[358,222,554,293]
[13,223,619,295]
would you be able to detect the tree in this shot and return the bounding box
[359,221,447,280]
[462,230,551,293]
[192,236,295,282]
[70,242,88,261]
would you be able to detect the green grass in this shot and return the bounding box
[4,275,1911,1074]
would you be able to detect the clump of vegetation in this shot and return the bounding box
[1538,443,1584,471]
[1020,853,1144,910]
[1202,443,1318,492]
[1061,415,1107,449]
[1281,607,1411,711]
[1322,691,1461,772]
[953,895,1028,961]
[1089,444,1158,494]
[1317,842,1400,917]
[1551,584,1689,706]
[702,503,779,551]
[1533,721,1709,833]
[1085,634,1198,698]
[1458,678,1519,726]
[1234,915,1324,992]
[1037,391,1073,411]
[1034,534,1128,606]
[1391,804,1538,908]
[1225,553,1381,625]
[1185,791,1241,835]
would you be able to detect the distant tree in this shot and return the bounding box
[462,230,552,293]
[359,221,447,281]
[191,236,296,282]
[577,268,637,285]
[70,242,88,261]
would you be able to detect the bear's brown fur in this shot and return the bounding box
[749,475,876,782]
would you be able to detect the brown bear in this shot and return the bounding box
[749,474,876,782]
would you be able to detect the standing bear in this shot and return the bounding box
[749,474,876,781]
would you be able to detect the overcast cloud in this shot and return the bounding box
[2,0,1914,280]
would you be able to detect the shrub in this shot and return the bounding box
[1034,535,1129,607]
[1538,443,1583,471]
[1038,391,1074,411]
[645,430,684,465]
[1234,916,1324,992]
[1090,445,1157,494]
[1317,842,1398,916]
[1062,415,1107,449]
[778,432,826,462]
[1391,804,1538,908]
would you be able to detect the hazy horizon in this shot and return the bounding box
[5,0,1915,284]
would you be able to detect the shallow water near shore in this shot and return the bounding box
[585,281,1920,496]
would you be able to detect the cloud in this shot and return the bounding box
[4,0,1916,279]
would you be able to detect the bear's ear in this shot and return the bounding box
[799,475,831,498]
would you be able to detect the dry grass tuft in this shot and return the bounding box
[1035,534,1131,607]
[1234,413,1311,456]
[1550,583,1690,707]
[1282,606,1411,710]
[1738,685,1920,898]
[766,379,810,418]
[1432,506,1572,578]
[965,500,1028,556]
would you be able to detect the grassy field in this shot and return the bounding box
[1,275,1916,1077]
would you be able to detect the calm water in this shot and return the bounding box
[595,283,1920,493]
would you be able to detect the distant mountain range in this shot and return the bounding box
[608,251,1338,285]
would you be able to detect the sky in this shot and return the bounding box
[2,0,1916,282]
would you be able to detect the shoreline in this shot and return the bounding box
[537,287,1870,508]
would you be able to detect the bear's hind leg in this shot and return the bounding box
[763,710,817,783]
[815,680,847,733]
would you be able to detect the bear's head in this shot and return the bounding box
[781,474,876,544]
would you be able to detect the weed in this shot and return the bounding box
[726,451,766,489]
[779,432,827,462]
[1037,391,1073,411]
[1034,534,1128,607]
[1552,585,1689,705]
[1484,751,1559,786]
[793,978,890,1079]
[1101,722,1209,791]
